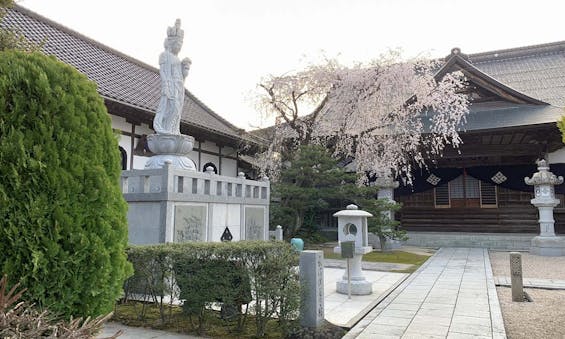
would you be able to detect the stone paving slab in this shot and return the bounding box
[494,276,565,290]
[344,248,507,339]
[324,268,409,328]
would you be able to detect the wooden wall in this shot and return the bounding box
[397,187,565,234]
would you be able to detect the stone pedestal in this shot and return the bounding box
[145,133,196,170]
[299,250,324,328]
[525,159,565,256]
[530,236,565,256]
[335,246,373,295]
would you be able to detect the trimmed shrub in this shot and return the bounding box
[124,241,300,337]
[0,51,132,318]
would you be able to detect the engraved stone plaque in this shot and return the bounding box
[174,205,207,242]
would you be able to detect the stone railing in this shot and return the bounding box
[121,162,269,205]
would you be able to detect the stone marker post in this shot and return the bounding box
[275,225,283,241]
[510,252,524,302]
[299,250,324,328]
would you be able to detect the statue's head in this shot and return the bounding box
[164,19,184,54]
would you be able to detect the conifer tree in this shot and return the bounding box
[0,51,132,317]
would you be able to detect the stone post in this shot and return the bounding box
[510,252,524,302]
[275,225,283,241]
[525,159,565,256]
[334,205,373,295]
[299,250,324,328]
[373,175,401,250]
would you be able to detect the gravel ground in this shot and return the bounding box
[489,251,565,339]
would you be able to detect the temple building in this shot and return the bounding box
[397,44,565,248]
[1,5,264,177]
[3,5,565,248]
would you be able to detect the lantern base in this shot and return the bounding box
[336,279,372,295]
[530,236,565,256]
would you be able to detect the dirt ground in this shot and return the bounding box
[489,251,565,339]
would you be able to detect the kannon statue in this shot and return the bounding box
[153,19,191,135]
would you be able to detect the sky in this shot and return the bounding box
[19,0,565,130]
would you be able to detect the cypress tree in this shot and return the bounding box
[0,51,132,317]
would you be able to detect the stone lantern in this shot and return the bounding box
[373,175,401,250]
[333,204,373,295]
[524,159,565,256]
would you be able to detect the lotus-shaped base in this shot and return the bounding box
[145,134,196,170]
[147,133,194,155]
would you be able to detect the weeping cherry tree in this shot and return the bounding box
[255,51,469,184]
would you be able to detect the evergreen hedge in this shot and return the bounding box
[123,241,300,337]
[0,51,132,317]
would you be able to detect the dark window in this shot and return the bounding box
[119,146,127,170]
[435,173,497,208]
[202,162,218,174]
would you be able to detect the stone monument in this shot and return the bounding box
[333,204,373,295]
[145,19,196,170]
[510,252,524,302]
[524,159,565,256]
[299,250,324,328]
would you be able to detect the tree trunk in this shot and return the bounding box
[379,235,391,252]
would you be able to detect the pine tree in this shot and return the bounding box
[0,51,132,317]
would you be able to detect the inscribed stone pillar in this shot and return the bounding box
[510,252,524,302]
[299,250,324,327]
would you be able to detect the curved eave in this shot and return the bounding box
[435,53,548,105]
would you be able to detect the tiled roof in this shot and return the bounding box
[2,5,255,143]
[468,41,565,107]
[462,102,564,131]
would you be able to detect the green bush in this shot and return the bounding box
[0,51,132,318]
[123,245,174,323]
[124,241,300,337]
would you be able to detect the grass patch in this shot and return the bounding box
[318,247,431,266]
[113,301,285,338]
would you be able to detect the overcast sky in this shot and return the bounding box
[20,0,565,130]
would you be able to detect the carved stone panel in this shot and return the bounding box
[174,204,207,242]
[245,206,265,240]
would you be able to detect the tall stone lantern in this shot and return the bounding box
[373,175,401,250]
[524,159,565,256]
[333,204,373,295]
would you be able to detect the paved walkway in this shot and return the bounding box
[345,247,506,339]
[324,258,413,272]
[494,276,565,290]
[324,268,408,327]
[97,322,202,338]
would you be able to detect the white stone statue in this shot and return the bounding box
[145,19,196,170]
[153,19,192,135]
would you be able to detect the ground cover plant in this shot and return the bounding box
[320,247,431,266]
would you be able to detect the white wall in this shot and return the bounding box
[110,114,240,175]
[222,158,238,177]
[548,147,565,164]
